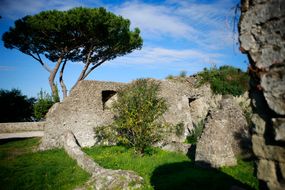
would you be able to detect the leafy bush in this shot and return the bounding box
[0,89,35,122]
[186,120,204,144]
[34,89,55,120]
[96,79,168,154]
[179,70,187,78]
[198,66,249,96]
[165,75,174,80]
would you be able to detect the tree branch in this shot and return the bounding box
[27,52,52,73]
[82,58,107,80]
[59,58,68,99]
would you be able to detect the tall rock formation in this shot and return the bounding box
[239,0,285,189]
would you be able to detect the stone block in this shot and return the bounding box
[272,118,285,142]
[252,135,285,162]
[257,159,277,182]
[252,114,266,135]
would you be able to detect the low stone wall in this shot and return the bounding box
[0,122,45,133]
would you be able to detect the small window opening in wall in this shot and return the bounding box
[188,97,196,106]
[102,90,117,110]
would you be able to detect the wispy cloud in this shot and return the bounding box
[109,46,223,67]
[0,66,15,71]
[115,2,197,39]
[0,0,83,19]
[114,0,239,50]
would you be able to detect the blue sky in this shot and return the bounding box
[0,0,247,98]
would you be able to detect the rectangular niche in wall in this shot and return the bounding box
[102,90,117,110]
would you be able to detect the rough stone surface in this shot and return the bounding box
[239,0,285,189]
[158,142,191,155]
[252,135,285,162]
[40,81,123,150]
[64,131,143,190]
[257,159,277,182]
[0,131,44,139]
[272,118,285,142]
[40,79,206,150]
[0,122,45,133]
[195,97,248,168]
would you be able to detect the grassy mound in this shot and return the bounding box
[0,138,89,190]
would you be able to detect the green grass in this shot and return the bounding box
[0,138,90,190]
[84,145,258,190]
[221,159,259,190]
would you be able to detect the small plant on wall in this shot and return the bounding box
[95,79,168,155]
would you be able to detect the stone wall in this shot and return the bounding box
[40,79,202,150]
[0,122,45,133]
[239,0,285,189]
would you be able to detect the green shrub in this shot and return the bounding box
[165,75,174,80]
[175,122,185,137]
[186,120,204,144]
[179,70,187,78]
[97,79,168,154]
[0,89,35,122]
[33,89,54,120]
[198,66,249,96]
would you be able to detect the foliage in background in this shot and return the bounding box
[186,120,204,144]
[33,89,55,120]
[96,79,167,154]
[84,145,258,190]
[0,89,35,122]
[0,138,90,190]
[179,70,187,78]
[165,70,187,80]
[197,66,249,96]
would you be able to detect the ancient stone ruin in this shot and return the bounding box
[39,79,198,150]
[239,0,285,189]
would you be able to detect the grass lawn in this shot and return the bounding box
[84,146,259,190]
[0,138,90,190]
[0,138,258,190]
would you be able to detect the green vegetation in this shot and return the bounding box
[2,7,142,98]
[0,138,258,190]
[95,79,168,154]
[179,70,187,78]
[186,120,204,144]
[0,138,90,190]
[0,89,35,122]
[197,66,249,96]
[84,145,258,190]
[221,159,259,190]
[33,89,55,120]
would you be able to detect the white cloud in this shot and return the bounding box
[108,46,223,67]
[114,0,239,50]
[0,0,82,19]
[0,66,15,71]
[115,2,197,39]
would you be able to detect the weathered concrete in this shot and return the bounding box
[195,97,248,168]
[239,0,285,189]
[0,131,44,139]
[64,131,143,190]
[0,122,45,133]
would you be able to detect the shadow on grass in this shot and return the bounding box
[150,161,255,190]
